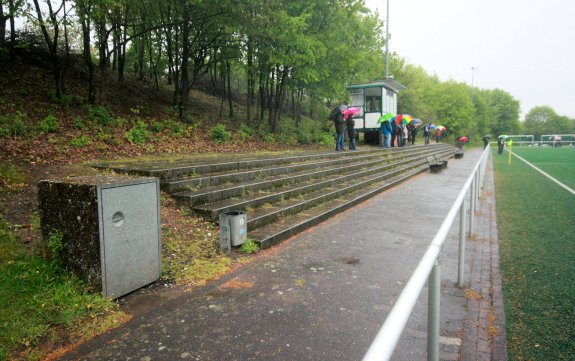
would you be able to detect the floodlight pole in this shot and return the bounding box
[385,0,390,79]
[471,67,478,88]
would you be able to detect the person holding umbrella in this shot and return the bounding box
[456,136,469,150]
[482,135,490,149]
[423,124,432,145]
[331,105,347,151]
[497,135,508,155]
[378,114,393,148]
[344,108,359,150]
[434,125,446,143]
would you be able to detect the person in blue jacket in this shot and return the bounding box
[381,120,392,148]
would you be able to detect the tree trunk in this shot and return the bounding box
[0,1,6,45]
[226,60,233,118]
[118,19,127,85]
[8,0,15,59]
[246,36,254,125]
[80,9,95,103]
[219,57,225,117]
[178,5,190,120]
[32,0,63,98]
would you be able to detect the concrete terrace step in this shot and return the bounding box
[243,160,429,232]
[170,146,450,206]
[93,148,393,180]
[188,154,432,221]
[248,164,430,249]
[90,144,456,249]
[166,144,453,194]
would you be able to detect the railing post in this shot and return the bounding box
[469,179,475,236]
[474,172,480,211]
[458,197,467,286]
[427,254,441,361]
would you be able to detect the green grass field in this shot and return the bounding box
[511,146,575,188]
[493,146,575,360]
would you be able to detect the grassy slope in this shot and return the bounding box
[493,149,575,360]
[0,51,332,360]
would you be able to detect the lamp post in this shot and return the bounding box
[471,66,478,88]
[385,0,390,79]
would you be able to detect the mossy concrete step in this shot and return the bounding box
[248,165,429,249]
[170,146,446,205]
[92,148,396,180]
[92,144,451,182]
[240,160,428,231]
[190,155,430,221]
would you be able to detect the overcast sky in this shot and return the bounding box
[365,0,575,119]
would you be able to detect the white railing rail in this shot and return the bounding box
[362,146,491,361]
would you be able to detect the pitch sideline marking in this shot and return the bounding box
[506,149,575,196]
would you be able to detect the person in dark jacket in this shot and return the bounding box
[390,121,398,147]
[497,137,504,155]
[423,124,431,145]
[346,114,357,150]
[334,111,346,151]
[407,122,417,145]
[482,135,490,149]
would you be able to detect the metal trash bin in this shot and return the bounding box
[219,211,247,252]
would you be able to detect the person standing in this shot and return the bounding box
[423,124,431,145]
[497,137,504,155]
[402,124,408,146]
[395,122,404,147]
[435,128,441,143]
[346,114,357,150]
[408,122,417,145]
[381,120,392,148]
[482,135,490,149]
[335,110,346,151]
[390,120,398,147]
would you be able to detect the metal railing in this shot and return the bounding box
[362,146,491,361]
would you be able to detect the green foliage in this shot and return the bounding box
[86,105,113,126]
[125,119,150,144]
[0,219,118,360]
[73,117,85,130]
[240,124,256,137]
[524,106,575,140]
[150,120,164,133]
[69,135,92,148]
[283,135,298,145]
[47,229,64,269]
[169,120,184,136]
[312,131,334,146]
[0,111,28,138]
[211,124,230,143]
[261,132,275,143]
[38,114,60,134]
[238,239,259,254]
[493,148,575,361]
[48,91,84,107]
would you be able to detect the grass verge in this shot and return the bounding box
[0,218,127,361]
[493,150,575,360]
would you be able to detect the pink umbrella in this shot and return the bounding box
[459,136,469,143]
[343,107,360,119]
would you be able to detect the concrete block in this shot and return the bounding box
[38,175,161,298]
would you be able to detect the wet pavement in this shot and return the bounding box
[58,148,506,361]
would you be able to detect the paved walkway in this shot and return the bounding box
[58,148,507,361]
